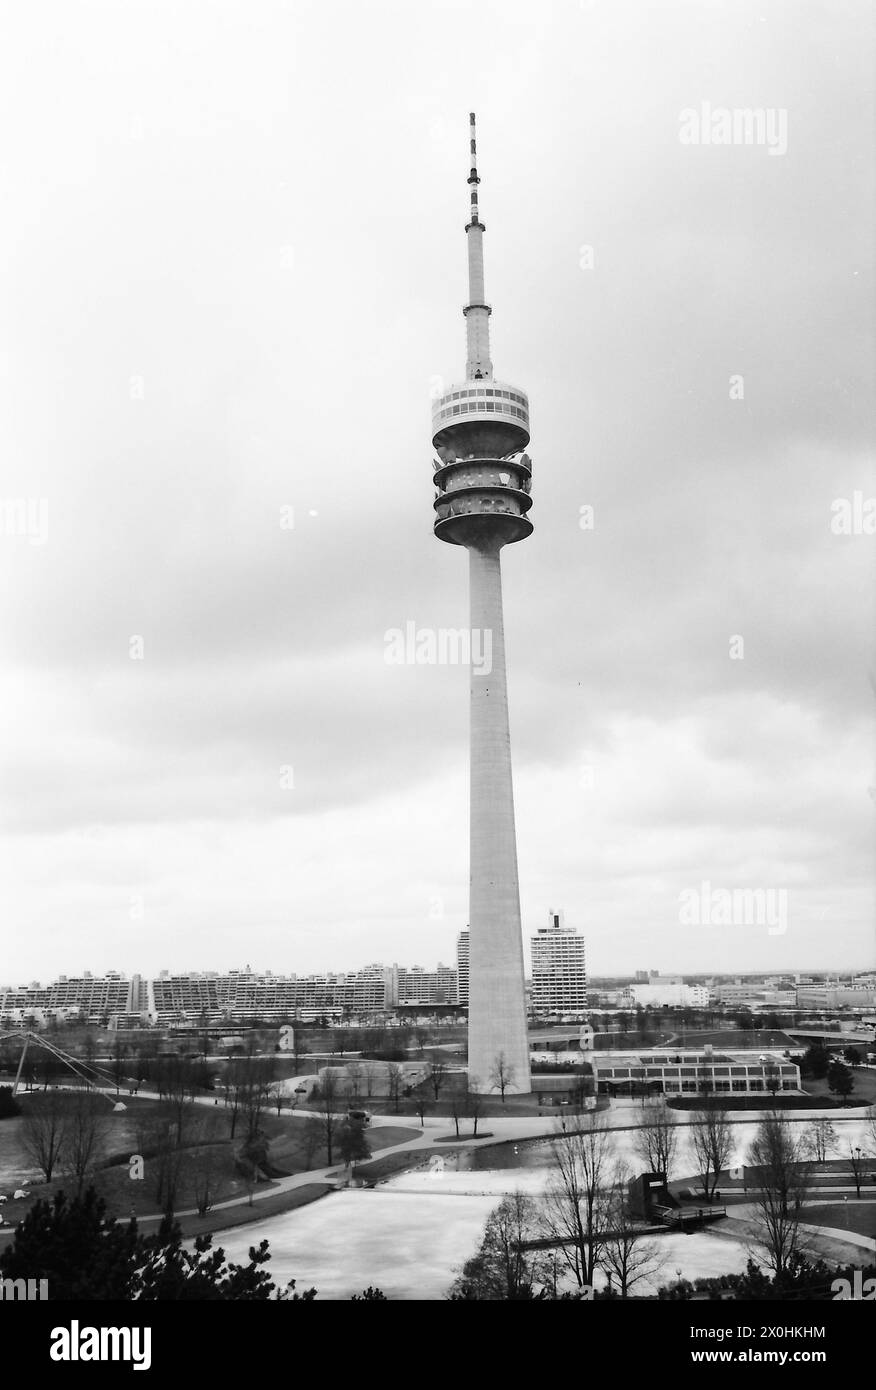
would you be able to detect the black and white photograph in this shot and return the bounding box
[0,0,874,1360]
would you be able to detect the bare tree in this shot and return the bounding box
[224,1062,244,1139]
[110,1037,127,1096]
[847,1142,866,1199]
[428,1059,449,1101]
[22,1095,68,1182]
[449,1191,546,1300]
[236,1056,275,1145]
[290,1029,309,1077]
[600,1164,665,1297]
[632,1100,679,1180]
[747,1109,811,1277]
[159,1056,196,1139]
[689,1104,734,1201]
[387,1062,403,1114]
[542,1117,615,1289]
[362,1062,378,1099]
[319,1070,339,1165]
[300,1116,324,1170]
[449,1088,465,1138]
[346,1061,362,1100]
[866,1104,876,1157]
[489,1052,516,1103]
[465,1077,485,1138]
[802,1118,838,1164]
[411,1092,433,1127]
[62,1089,107,1197]
[763,1060,781,1099]
[187,1125,225,1217]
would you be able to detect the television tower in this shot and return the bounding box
[431,114,532,1095]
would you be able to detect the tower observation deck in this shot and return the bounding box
[430,114,532,1095]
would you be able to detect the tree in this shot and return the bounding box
[337,1118,371,1170]
[110,1037,128,1096]
[0,1188,316,1300]
[319,1070,339,1165]
[827,1059,854,1104]
[764,1061,781,1099]
[239,1055,275,1145]
[465,1077,485,1138]
[238,1133,270,1201]
[0,1085,22,1119]
[632,1100,679,1180]
[800,1043,831,1080]
[802,1118,838,1164]
[600,1164,664,1297]
[411,1092,433,1127]
[747,1109,811,1277]
[448,1193,546,1300]
[346,1062,362,1100]
[189,1141,225,1218]
[689,1104,733,1202]
[81,1031,97,1069]
[158,1055,196,1137]
[0,1189,141,1299]
[361,1062,379,1099]
[489,1052,516,1103]
[387,1062,403,1114]
[62,1089,107,1197]
[427,1059,449,1101]
[300,1116,324,1170]
[843,1046,862,1068]
[449,1089,465,1138]
[542,1118,615,1289]
[150,1118,187,1217]
[847,1143,866,1200]
[351,1286,387,1301]
[22,1095,68,1182]
[290,1030,309,1077]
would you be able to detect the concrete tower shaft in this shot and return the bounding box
[466,538,531,1091]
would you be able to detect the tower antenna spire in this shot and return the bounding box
[464,112,492,381]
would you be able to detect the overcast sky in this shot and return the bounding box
[0,0,873,985]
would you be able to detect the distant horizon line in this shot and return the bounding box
[2,962,874,987]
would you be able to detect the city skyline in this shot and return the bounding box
[1,0,873,985]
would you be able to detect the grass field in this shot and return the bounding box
[805,1071,876,1105]
[801,1202,876,1239]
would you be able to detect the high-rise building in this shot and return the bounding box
[396,963,458,1005]
[456,929,470,1005]
[431,115,533,1094]
[530,910,588,1016]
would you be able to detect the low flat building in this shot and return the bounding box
[627,983,710,1008]
[591,1047,800,1097]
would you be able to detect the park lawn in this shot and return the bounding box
[138,1182,334,1241]
[801,1202,876,1239]
[803,1071,876,1104]
[261,1117,420,1175]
